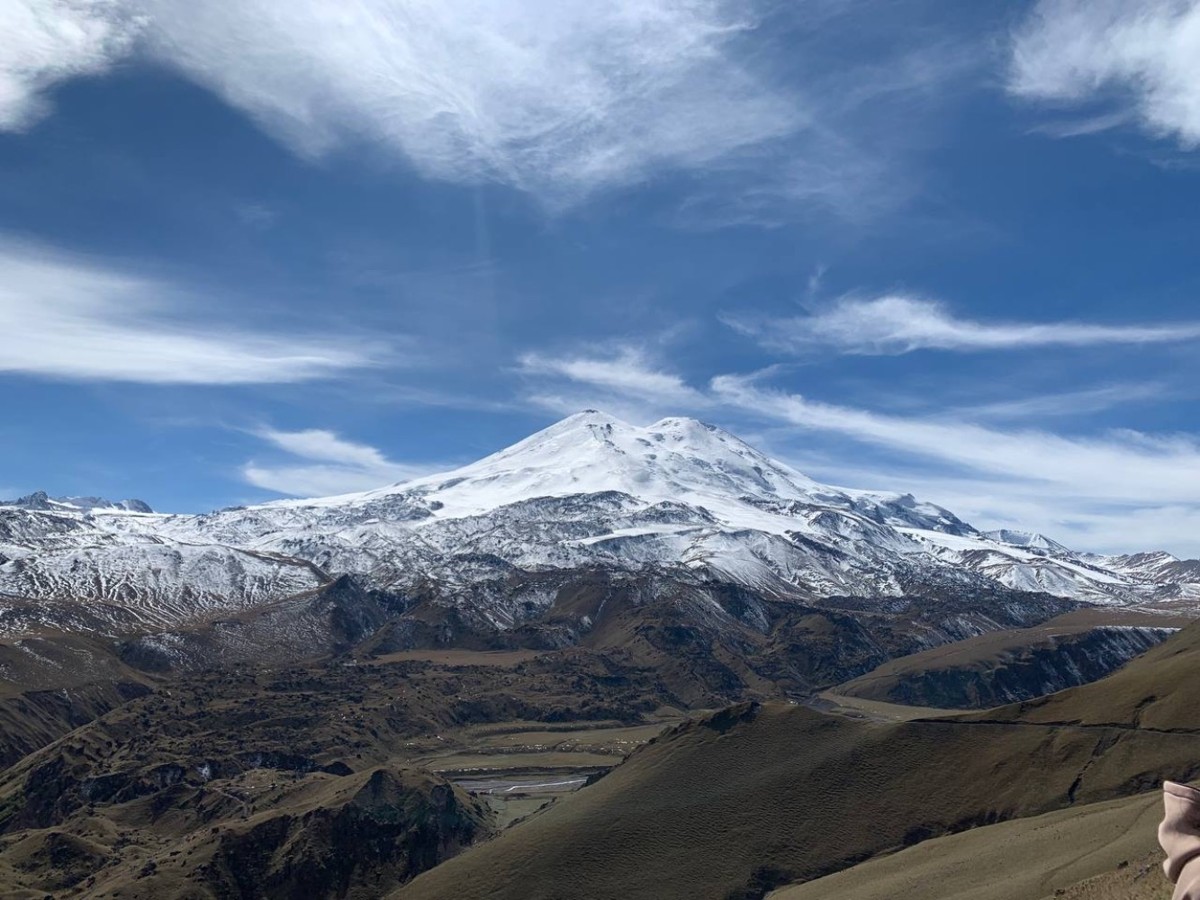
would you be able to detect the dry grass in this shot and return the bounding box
[770,791,1168,900]
[811,691,960,722]
[6,617,1200,899]
[0,765,492,899]
[0,649,676,898]
[1051,850,1171,900]
[977,621,1200,730]
[396,624,1200,900]
[836,607,1193,710]
[364,649,542,667]
[1043,609,1197,629]
[396,705,1200,900]
[455,721,671,748]
[424,751,621,772]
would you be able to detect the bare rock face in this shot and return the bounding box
[0,743,493,899]
[193,768,491,900]
[10,491,153,513]
[4,412,1200,653]
[836,625,1178,709]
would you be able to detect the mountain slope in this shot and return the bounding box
[394,622,1200,900]
[4,491,153,514]
[770,790,1165,900]
[395,704,1200,900]
[836,622,1179,709]
[0,763,492,900]
[3,411,1198,648]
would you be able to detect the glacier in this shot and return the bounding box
[2,410,1198,639]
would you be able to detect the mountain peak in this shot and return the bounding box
[349,411,819,521]
[5,492,154,514]
[546,410,723,433]
[559,408,625,425]
[536,409,631,436]
[982,529,1070,554]
[539,411,737,447]
[647,415,720,436]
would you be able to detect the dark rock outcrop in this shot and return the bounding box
[838,626,1176,709]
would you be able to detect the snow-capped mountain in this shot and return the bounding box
[2,411,1198,640]
[6,491,153,514]
[0,503,323,634]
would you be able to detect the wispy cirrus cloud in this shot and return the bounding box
[710,373,1200,506]
[518,348,706,406]
[961,382,1173,421]
[516,342,1200,553]
[1,1,978,219]
[0,236,385,384]
[799,464,1200,559]
[728,295,1200,355]
[0,0,142,130]
[1010,0,1200,147]
[142,0,804,206]
[243,427,446,497]
[711,373,1200,555]
[516,346,710,423]
[3,0,800,205]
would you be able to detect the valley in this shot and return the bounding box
[1,412,1197,898]
[0,605,1193,898]
[10,2,1200,895]
[0,644,679,898]
[397,622,1200,900]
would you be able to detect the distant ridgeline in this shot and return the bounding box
[4,491,153,513]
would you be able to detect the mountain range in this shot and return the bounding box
[2,410,1197,642]
[2,411,1198,899]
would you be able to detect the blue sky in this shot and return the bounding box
[4,0,1200,555]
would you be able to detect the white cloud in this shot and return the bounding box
[709,375,1200,554]
[518,348,706,406]
[1010,0,1200,147]
[673,27,982,227]
[243,427,443,496]
[964,383,1172,421]
[0,0,142,130]
[711,374,1200,507]
[254,428,395,470]
[1026,110,1135,139]
[518,345,1200,553]
[516,346,710,423]
[729,295,1200,355]
[1,2,975,217]
[0,237,383,384]
[136,0,801,205]
[795,462,1200,557]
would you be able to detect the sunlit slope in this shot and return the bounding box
[835,619,1177,709]
[769,790,1165,900]
[398,624,1200,900]
[976,619,1200,729]
[395,702,1200,899]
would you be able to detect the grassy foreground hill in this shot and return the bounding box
[395,622,1200,900]
[771,791,1168,900]
[834,613,1185,709]
[1,615,1196,898]
[0,648,672,898]
[0,765,491,900]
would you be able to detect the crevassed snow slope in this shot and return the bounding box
[148,412,1200,607]
[4,410,1200,638]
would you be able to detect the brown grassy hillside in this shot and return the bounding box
[835,618,1180,709]
[0,765,491,900]
[978,619,1200,729]
[0,648,669,898]
[396,623,1200,900]
[770,790,1168,900]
